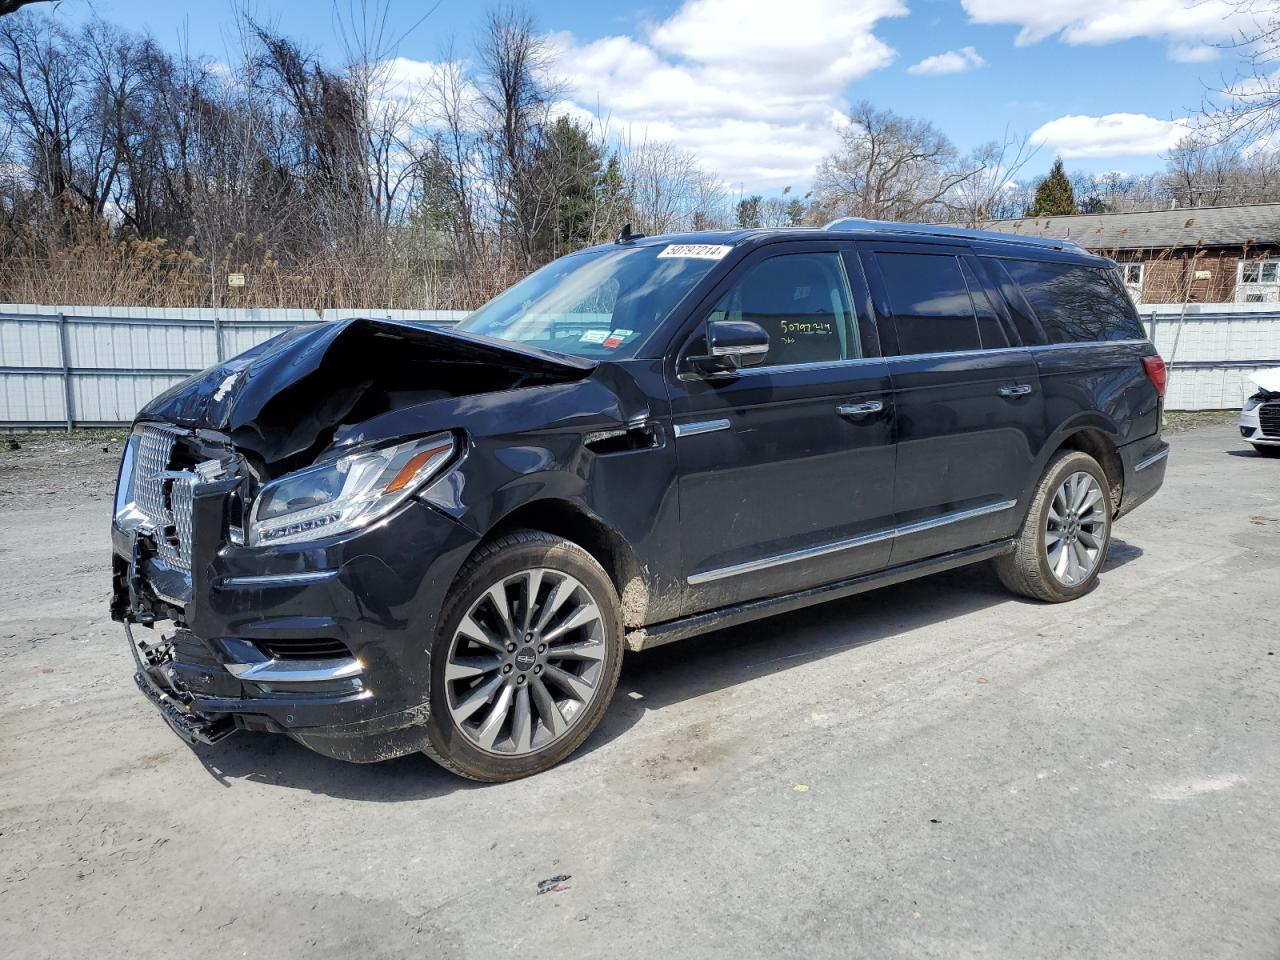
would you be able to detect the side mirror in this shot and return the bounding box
[687,319,770,377]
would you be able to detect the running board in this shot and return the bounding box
[625,540,1015,652]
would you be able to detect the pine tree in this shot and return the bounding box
[736,195,763,228]
[1026,158,1079,217]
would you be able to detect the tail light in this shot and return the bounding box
[1142,355,1167,398]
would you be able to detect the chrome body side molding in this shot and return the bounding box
[687,499,1018,585]
[1135,447,1169,471]
[674,418,731,438]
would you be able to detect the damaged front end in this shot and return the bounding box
[111,317,603,760]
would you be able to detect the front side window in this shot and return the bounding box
[1000,259,1146,343]
[875,252,986,355]
[458,243,725,359]
[705,251,859,367]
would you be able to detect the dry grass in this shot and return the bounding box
[0,236,531,312]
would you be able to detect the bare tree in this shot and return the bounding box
[813,102,986,222]
[1201,0,1280,144]
[945,130,1038,226]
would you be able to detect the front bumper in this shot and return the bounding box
[1240,404,1280,446]
[113,488,479,761]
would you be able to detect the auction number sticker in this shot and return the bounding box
[657,244,733,260]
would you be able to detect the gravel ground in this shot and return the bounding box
[1,416,1277,960]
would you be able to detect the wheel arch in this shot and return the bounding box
[482,498,652,628]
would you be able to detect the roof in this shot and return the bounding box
[823,217,1090,254]
[982,203,1280,252]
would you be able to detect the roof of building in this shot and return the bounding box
[982,202,1280,252]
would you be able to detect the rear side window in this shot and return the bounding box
[1000,259,1146,343]
[874,252,1007,355]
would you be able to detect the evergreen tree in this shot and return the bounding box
[1026,158,1078,217]
[736,194,763,228]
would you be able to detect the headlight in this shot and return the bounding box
[248,434,456,546]
[1244,395,1263,413]
[113,432,142,523]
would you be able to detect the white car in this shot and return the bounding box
[1240,370,1280,457]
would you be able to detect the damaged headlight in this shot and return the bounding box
[248,434,456,546]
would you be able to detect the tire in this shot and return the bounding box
[422,529,624,781]
[1251,443,1280,458]
[995,450,1113,603]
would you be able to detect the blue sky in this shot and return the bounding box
[57,0,1248,190]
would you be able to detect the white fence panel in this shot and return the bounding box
[1142,302,1280,410]
[0,304,467,427]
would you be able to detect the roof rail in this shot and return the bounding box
[823,217,1089,253]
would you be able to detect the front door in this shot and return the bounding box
[666,242,897,613]
[858,242,1047,564]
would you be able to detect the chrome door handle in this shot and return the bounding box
[836,400,884,416]
[998,384,1033,398]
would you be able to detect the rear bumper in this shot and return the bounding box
[113,494,479,761]
[1116,436,1168,519]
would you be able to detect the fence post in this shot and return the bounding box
[213,309,224,363]
[56,311,74,432]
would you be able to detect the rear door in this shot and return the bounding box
[666,240,896,611]
[859,242,1047,564]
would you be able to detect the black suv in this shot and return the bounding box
[111,219,1169,780]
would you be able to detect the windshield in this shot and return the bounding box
[457,243,728,359]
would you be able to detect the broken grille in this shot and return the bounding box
[1260,402,1280,439]
[134,423,196,572]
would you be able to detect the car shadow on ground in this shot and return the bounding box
[189,539,1144,800]
[1226,447,1280,458]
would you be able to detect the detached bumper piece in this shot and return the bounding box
[125,623,236,746]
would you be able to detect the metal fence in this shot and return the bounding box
[1141,302,1280,411]
[0,305,466,428]
[2,300,1279,427]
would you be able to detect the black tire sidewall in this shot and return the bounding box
[424,534,624,781]
[1030,453,1113,601]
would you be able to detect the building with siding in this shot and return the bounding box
[983,203,1280,304]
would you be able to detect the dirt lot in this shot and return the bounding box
[1,418,1278,960]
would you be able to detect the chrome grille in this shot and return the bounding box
[1260,402,1280,439]
[133,424,195,572]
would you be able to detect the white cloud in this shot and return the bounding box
[907,46,986,76]
[961,0,1251,58]
[1168,43,1219,63]
[552,0,909,188]
[1030,113,1191,158]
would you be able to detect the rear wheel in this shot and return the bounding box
[996,450,1112,603]
[1251,443,1280,458]
[423,530,623,781]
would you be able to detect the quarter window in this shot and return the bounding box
[1000,259,1146,343]
[706,252,859,366]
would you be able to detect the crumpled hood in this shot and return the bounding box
[138,317,596,466]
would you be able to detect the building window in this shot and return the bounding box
[1240,260,1279,284]
[1121,263,1144,287]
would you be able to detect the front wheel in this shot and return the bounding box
[423,530,623,781]
[995,450,1113,603]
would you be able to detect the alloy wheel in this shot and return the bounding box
[444,568,608,756]
[1044,470,1108,587]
